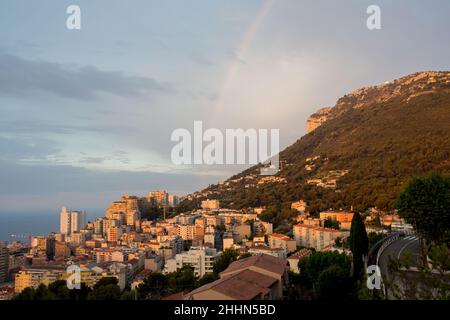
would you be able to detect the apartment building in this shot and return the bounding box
[60,207,87,235]
[248,246,286,259]
[204,233,215,248]
[223,234,234,250]
[301,217,321,226]
[94,218,104,235]
[267,233,296,254]
[293,224,343,251]
[291,200,307,213]
[31,236,55,260]
[71,210,86,233]
[177,225,197,241]
[201,199,220,210]
[15,267,65,293]
[168,195,179,207]
[105,195,140,225]
[106,225,122,242]
[144,255,163,272]
[60,263,128,290]
[60,207,71,234]
[126,211,139,227]
[164,247,219,277]
[66,232,85,246]
[148,191,169,206]
[319,211,354,230]
[176,213,201,225]
[0,243,9,283]
[54,242,71,260]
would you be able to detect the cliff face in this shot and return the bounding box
[306,107,332,133]
[306,71,450,133]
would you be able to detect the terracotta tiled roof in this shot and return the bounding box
[295,224,318,229]
[248,245,280,251]
[320,210,353,215]
[288,249,312,260]
[313,227,340,233]
[221,253,287,276]
[187,269,277,300]
[268,233,292,240]
[295,224,341,233]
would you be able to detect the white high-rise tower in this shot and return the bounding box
[70,210,86,233]
[60,207,86,234]
[60,207,71,234]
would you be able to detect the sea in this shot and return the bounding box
[0,211,100,243]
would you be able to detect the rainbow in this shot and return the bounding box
[210,0,276,125]
[198,0,276,186]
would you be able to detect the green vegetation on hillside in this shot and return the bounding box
[184,72,450,224]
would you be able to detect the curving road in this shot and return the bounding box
[378,235,421,298]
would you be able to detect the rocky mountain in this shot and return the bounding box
[184,71,450,215]
[307,71,450,133]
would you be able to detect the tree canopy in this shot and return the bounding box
[14,276,121,301]
[396,174,450,243]
[297,251,354,300]
[213,248,239,274]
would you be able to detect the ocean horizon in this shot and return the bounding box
[0,210,102,243]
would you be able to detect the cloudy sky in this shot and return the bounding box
[0,0,449,213]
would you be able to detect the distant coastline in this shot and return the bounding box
[0,211,100,242]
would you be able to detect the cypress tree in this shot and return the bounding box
[349,212,369,279]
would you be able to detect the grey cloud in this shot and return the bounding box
[113,150,128,156]
[79,157,106,164]
[117,158,130,164]
[0,136,59,162]
[0,132,135,167]
[0,53,173,100]
[111,151,130,164]
[77,153,131,165]
[0,120,135,135]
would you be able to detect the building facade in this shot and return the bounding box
[14,268,65,293]
[165,247,219,277]
[293,224,343,251]
[148,191,169,206]
[60,207,71,234]
[201,199,220,210]
[319,211,354,230]
[0,243,9,283]
[267,233,297,255]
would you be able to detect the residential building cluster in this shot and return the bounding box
[0,195,403,300]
